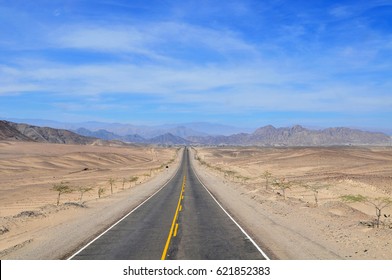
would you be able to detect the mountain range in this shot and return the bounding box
[1,120,391,146]
[0,120,191,145]
[0,120,97,144]
[4,118,249,138]
[189,125,391,146]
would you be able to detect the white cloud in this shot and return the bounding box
[2,50,391,115]
[2,16,391,118]
[329,5,353,18]
[52,21,257,62]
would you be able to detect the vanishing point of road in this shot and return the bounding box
[69,148,269,260]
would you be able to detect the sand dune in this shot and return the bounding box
[0,141,178,259]
[2,142,392,259]
[0,142,177,216]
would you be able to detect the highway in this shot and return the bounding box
[70,148,268,260]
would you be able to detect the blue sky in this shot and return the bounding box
[1,0,392,132]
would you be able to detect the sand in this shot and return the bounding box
[0,141,180,259]
[191,146,392,259]
[1,142,392,259]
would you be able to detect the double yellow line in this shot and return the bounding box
[161,175,186,260]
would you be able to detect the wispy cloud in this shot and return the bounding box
[1,0,391,130]
[52,21,258,64]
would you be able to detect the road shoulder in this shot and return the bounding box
[189,149,343,260]
[0,149,183,260]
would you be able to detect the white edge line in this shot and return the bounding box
[67,160,181,260]
[191,163,271,260]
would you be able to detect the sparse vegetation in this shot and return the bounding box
[122,178,127,190]
[77,186,93,203]
[272,177,292,200]
[98,187,105,199]
[0,225,9,235]
[108,177,115,195]
[129,176,139,188]
[302,183,328,207]
[224,170,236,180]
[341,194,392,228]
[236,175,250,184]
[51,182,73,206]
[262,170,272,190]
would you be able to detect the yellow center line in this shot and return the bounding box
[173,223,179,237]
[161,175,186,260]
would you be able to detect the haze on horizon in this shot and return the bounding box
[1,0,391,134]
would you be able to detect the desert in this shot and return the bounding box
[191,146,392,259]
[1,140,392,260]
[0,141,179,259]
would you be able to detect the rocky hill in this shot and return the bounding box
[148,133,191,145]
[75,128,146,143]
[189,125,391,146]
[0,120,32,141]
[0,121,97,144]
[2,120,390,146]
[1,121,190,146]
[75,128,190,145]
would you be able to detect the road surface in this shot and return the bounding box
[70,148,268,260]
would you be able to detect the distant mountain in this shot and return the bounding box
[86,123,208,138]
[0,120,189,146]
[75,127,191,145]
[189,125,391,146]
[176,122,253,136]
[75,128,146,143]
[3,118,247,138]
[148,133,191,145]
[75,128,122,141]
[0,120,32,141]
[0,121,97,144]
[2,119,391,146]
[123,134,147,143]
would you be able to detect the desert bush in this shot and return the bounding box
[341,194,392,228]
[0,226,9,235]
[122,178,127,190]
[77,186,93,202]
[224,170,236,180]
[272,177,292,200]
[129,176,139,188]
[51,182,73,206]
[302,183,328,207]
[108,177,116,195]
[98,187,105,198]
[262,171,272,190]
[237,175,250,184]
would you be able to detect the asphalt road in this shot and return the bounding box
[70,148,267,260]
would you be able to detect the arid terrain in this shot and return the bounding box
[191,146,392,259]
[0,141,179,259]
[1,141,392,260]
